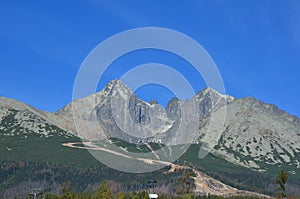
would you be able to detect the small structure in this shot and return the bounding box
[28,189,43,199]
[149,193,159,199]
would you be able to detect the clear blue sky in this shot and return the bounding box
[1,1,300,117]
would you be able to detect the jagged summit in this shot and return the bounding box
[103,79,129,92]
[196,87,235,102]
[101,80,235,107]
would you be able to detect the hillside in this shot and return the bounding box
[1,80,300,197]
[56,80,300,175]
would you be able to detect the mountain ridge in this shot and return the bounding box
[1,80,300,175]
[1,80,300,196]
[55,80,300,175]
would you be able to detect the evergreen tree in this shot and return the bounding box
[60,181,73,199]
[95,181,113,199]
[275,169,289,198]
[117,192,125,199]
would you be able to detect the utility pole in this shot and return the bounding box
[147,180,158,199]
[29,189,43,199]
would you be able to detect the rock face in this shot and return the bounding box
[1,79,300,174]
[54,80,300,173]
[55,80,233,144]
[55,80,174,142]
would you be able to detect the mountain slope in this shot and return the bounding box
[0,96,75,138]
[1,80,300,196]
[0,97,274,197]
[211,97,300,174]
[55,80,300,176]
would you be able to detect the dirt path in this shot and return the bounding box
[62,142,171,165]
[145,143,160,160]
[62,142,270,198]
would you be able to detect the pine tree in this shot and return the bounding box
[275,169,289,198]
[95,181,113,199]
[117,192,125,199]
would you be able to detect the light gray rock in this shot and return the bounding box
[1,79,300,173]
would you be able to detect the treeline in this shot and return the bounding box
[2,160,300,198]
[26,181,277,199]
[0,160,188,198]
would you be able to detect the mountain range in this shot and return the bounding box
[1,79,300,197]
[55,80,300,173]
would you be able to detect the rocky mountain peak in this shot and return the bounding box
[1,80,300,175]
[196,87,234,103]
[104,79,128,91]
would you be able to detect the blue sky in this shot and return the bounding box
[1,1,300,117]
